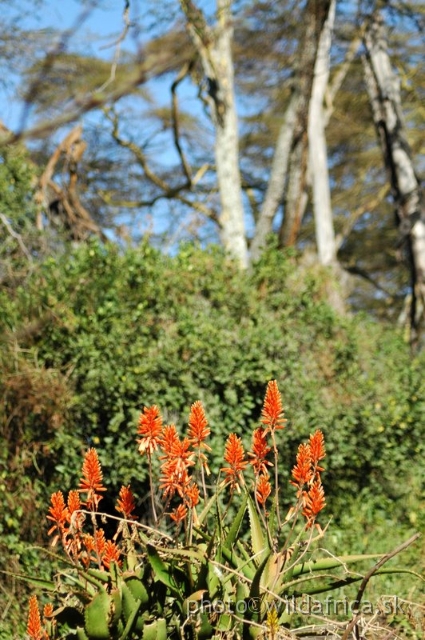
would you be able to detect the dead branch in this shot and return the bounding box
[36,125,105,240]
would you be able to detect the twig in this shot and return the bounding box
[341,533,420,640]
[97,0,131,93]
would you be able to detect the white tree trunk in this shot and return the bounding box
[308,0,336,266]
[179,0,248,269]
[363,12,425,344]
[214,0,248,268]
[249,93,299,262]
[250,0,333,262]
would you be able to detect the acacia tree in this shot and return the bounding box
[2,0,425,321]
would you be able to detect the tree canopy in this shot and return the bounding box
[0,0,423,333]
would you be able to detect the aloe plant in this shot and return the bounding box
[21,381,421,639]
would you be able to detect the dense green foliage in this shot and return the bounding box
[1,241,424,636]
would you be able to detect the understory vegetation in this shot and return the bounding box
[1,242,424,637]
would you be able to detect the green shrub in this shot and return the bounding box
[1,241,424,636]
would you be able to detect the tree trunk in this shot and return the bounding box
[250,0,332,262]
[180,0,248,268]
[309,0,337,266]
[363,11,425,347]
[249,92,299,262]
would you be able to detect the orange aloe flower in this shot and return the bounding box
[188,401,211,472]
[170,503,188,524]
[256,474,272,506]
[261,380,287,433]
[67,490,81,519]
[309,429,326,471]
[159,424,180,456]
[27,595,44,640]
[102,540,122,569]
[167,436,194,476]
[43,603,54,619]
[83,528,107,566]
[160,462,190,500]
[303,478,326,527]
[184,481,200,508]
[78,448,106,510]
[188,401,211,448]
[160,434,194,496]
[221,433,248,493]
[290,443,313,491]
[137,405,163,456]
[116,485,137,520]
[47,491,68,544]
[248,427,272,476]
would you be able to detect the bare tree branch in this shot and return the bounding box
[96,0,132,94]
[0,213,33,263]
[105,108,218,223]
[171,60,196,185]
[1,47,193,145]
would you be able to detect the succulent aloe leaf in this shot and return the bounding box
[119,595,144,639]
[146,544,182,598]
[223,492,248,549]
[220,544,255,581]
[76,627,90,640]
[0,570,55,591]
[247,495,267,561]
[84,589,113,639]
[291,554,384,577]
[125,575,149,604]
[197,491,219,526]
[196,530,216,591]
[141,618,167,640]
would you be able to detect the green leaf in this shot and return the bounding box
[247,495,268,561]
[242,550,272,638]
[291,553,384,577]
[120,583,146,637]
[146,544,182,599]
[223,492,248,549]
[125,575,149,604]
